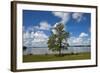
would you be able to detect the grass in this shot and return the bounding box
[23,52,91,62]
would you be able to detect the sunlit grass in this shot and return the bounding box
[23,52,91,62]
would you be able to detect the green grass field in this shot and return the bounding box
[23,52,91,62]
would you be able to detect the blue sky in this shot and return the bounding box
[23,10,91,47]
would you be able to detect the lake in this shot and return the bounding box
[23,47,91,55]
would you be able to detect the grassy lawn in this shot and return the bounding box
[23,52,91,62]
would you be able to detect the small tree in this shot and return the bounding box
[47,23,69,56]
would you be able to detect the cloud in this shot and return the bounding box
[23,31,35,47]
[31,31,48,47]
[79,32,88,37]
[52,12,84,23]
[39,21,51,30]
[72,13,83,22]
[33,31,48,42]
[23,31,32,39]
[23,21,51,47]
[68,32,90,45]
[23,30,48,47]
[52,12,70,24]
[68,37,82,45]
[34,21,51,30]
[52,12,64,18]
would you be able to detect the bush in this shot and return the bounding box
[23,46,27,51]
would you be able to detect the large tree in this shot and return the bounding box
[47,23,69,56]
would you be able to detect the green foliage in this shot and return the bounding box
[47,34,59,51]
[47,23,70,55]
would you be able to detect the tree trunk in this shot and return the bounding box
[59,49,61,56]
[59,39,62,56]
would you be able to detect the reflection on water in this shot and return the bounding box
[23,47,90,55]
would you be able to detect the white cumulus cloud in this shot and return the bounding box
[79,32,88,37]
[33,31,48,42]
[34,21,51,30]
[68,32,90,45]
[52,12,70,24]
[72,13,83,22]
[31,31,48,47]
[39,21,51,30]
[23,21,51,47]
[23,30,48,47]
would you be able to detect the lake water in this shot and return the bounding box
[23,47,90,55]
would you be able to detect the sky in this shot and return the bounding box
[23,10,91,47]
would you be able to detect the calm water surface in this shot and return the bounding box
[23,47,90,55]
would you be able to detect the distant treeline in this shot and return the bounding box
[69,45,91,47]
[23,45,90,49]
